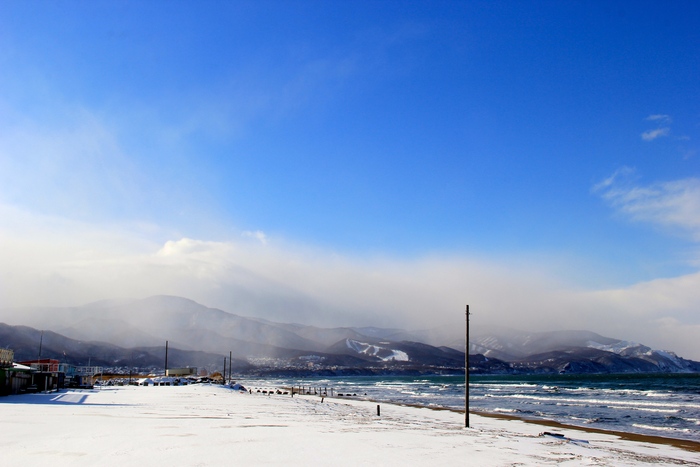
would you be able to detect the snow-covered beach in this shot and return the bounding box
[1,384,698,466]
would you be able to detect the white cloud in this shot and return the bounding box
[591,166,635,192]
[641,127,670,141]
[242,230,268,245]
[640,114,672,141]
[595,171,700,241]
[645,114,671,123]
[590,170,700,357]
[588,272,700,358]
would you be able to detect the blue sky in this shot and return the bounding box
[1,2,700,357]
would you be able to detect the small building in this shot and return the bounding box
[0,348,13,367]
[74,366,103,387]
[20,358,60,373]
[19,359,62,392]
[166,367,198,377]
[59,363,96,388]
[1,349,34,396]
[0,363,32,395]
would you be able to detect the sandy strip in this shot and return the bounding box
[1,385,698,466]
[341,392,700,454]
[474,410,700,453]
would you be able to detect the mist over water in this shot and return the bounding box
[242,374,700,442]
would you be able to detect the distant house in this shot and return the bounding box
[20,358,60,373]
[1,363,32,395]
[59,363,96,388]
[74,366,103,387]
[0,348,12,367]
[19,359,61,393]
[0,349,33,396]
[166,367,198,377]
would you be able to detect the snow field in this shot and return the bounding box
[1,384,698,466]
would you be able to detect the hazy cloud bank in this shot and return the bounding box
[2,202,700,359]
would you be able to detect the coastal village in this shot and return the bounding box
[0,347,208,396]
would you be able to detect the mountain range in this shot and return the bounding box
[1,295,698,375]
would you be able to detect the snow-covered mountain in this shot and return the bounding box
[0,296,463,369]
[345,339,410,362]
[470,327,700,373]
[2,296,698,374]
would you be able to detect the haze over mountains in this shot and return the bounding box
[2,295,403,355]
[1,295,698,374]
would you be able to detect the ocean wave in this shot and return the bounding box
[631,423,691,433]
[631,407,679,414]
[470,383,538,389]
[492,407,520,413]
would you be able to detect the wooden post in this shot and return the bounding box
[377,404,380,416]
[465,304,470,428]
[223,357,226,384]
[229,351,232,383]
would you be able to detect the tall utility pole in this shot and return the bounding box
[465,304,470,428]
[229,351,232,384]
[34,330,44,385]
[164,341,169,377]
[38,330,44,363]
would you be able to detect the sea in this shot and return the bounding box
[242,373,700,442]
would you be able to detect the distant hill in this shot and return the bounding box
[1,296,698,375]
[0,323,249,371]
[470,327,700,374]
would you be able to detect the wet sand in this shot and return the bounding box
[475,410,700,453]
[363,397,700,453]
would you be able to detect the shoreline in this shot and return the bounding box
[321,394,700,453]
[264,387,700,461]
[273,380,700,452]
[474,410,700,453]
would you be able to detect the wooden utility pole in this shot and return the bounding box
[38,330,43,361]
[229,351,232,383]
[465,304,470,428]
[164,341,169,377]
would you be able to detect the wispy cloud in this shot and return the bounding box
[682,148,697,160]
[242,230,268,245]
[641,114,672,141]
[591,166,636,192]
[641,127,670,141]
[595,169,700,241]
[646,114,671,123]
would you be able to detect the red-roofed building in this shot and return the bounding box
[18,359,62,392]
[19,358,60,372]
